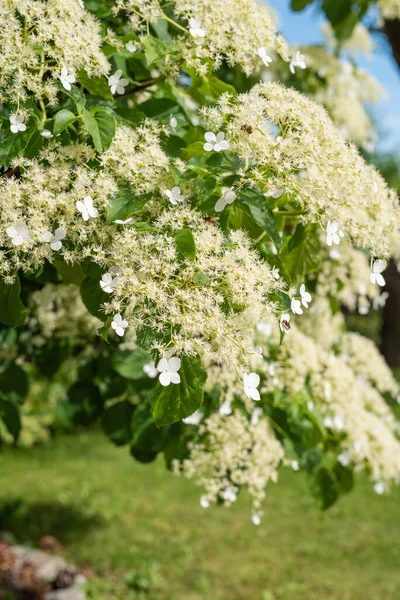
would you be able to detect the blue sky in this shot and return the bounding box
[267,0,400,152]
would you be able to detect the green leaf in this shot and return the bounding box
[53,109,77,136]
[114,106,146,127]
[131,402,171,463]
[0,277,26,327]
[35,338,72,377]
[291,0,314,10]
[80,263,109,321]
[53,260,87,285]
[283,224,321,284]
[173,228,196,261]
[0,361,28,403]
[112,348,150,380]
[0,396,21,441]
[237,187,281,249]
[106,185,150,223]
[102,400,134,446]
[143,36,179,67]
[181,141,204,160]
[151,355,207,427]
[310,465,339,510]
[67,382,104,426]
[78,70,113,100]
[83,108,116,153]
[0,123,35,169]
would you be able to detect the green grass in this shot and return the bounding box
[1,430,400,600]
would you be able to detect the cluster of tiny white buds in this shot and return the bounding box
[165,186,185,205]
[289,50,306,74]
[100,272,119,294]
[157,357,181,386]
[125,41,137,53]
[243,372,261,401]
[76,196,98,221]
[111,314,129,336]
[257,47,273,67]
[215,187,236,212]
[189,18,206,38]
[108,70,129,95]
[326,220,344,246]
[6,222,31,245]
[203,131,229,152]
[222,486,238,503]
[9,115,26,134]
[41,227,66,251]
[59,67,76,91]
[370,259,387,287]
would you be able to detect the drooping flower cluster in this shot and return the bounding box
[202,82,400,257]
[0,0,109,105]
[377,0,400,20]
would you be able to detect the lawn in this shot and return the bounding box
[1,430,400,600]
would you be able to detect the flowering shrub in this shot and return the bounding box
[0,0,400,521]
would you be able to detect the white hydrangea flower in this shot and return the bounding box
[157,357,181,386]
[251,407,263,425]
[243,372,260,401]
[254,346,263,358]
[182,410,203,425]
[143,361,158,378]
[214,187,236,212]
[115,217,133,225]
[291,460,299,471]
[251,511,263,526]
[272,267,280,280]
[329,248,341,260]
[108,69,129,95]
[125,41,137,53]
[338,452,352,467]
[203,131,229,152]
[326,220,344,246]
[222,486,238,503]
[257,47,272,67]
[280,313,291,333]
[76,196,99,221]
[169,114,177,130]
[200,495,210,508]
[59,67,76,91]
[41,227,66,251]
[290,50,306,74]
[219,399,232,416]
[6,222,31,245]
[100,272,119,294]
[300,284,312,308]
[189,17,206,38]
[374,481,385,495]
[370,259,387,287]
[111,314,129,336]
[40,129,53,138]
[165,186,185,205]
[9,114,26,133]
[291,298,303,315]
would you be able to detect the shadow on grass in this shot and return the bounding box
[0,498,103,545]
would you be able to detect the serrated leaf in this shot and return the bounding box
[107,185,150,223]
[0,123,35,169]
[84,108,116,153]
[102,400,134,446]
[78,70,113,100]
[0,277,26,327]
[112,348,150,380]
[151,356,207,426]
[53,109,77,136]
[173,228,196,261]
[143,36,180,67]
[237,187,281,249]
[80,263,109,321]
[283,224,321,284]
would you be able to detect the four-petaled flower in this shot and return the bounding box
[41,227,66,251]
[203,131,229,152]
[243,372,260,401]
[291,460,299,471]
[100,272,119,294]
[251,511,263,526]
[214,187,236,212]
[289,50,306,74]
[291,298,303,315]
[189,18,206,37]
[108,69,129,95]
[325,220,344,246]
[6,222,31,245]
[257,47,272,67]
[40,129,52,138]
[157,356,181,386]
[370,259,387,287]
[10,115,26,134]
[143,361,158,378]
[111,314,129,336]
[125,41,137,53]
[115,217,133,225]
[60,67,76,91]
[272,267,280,280]
[170,114,177,130]
[374,481,385,495]
[280,313,291,333]
[165,186,185,205]
[300,284,311,308]
[76,196,99,221]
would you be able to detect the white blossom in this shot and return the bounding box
[214,187,236,212]
[157,356,181,386]
[169,114,178,130]
[108,69,129,95]
[243,372,260,401]
[40,129,53,138]
[290,50,306,74]
[329,248,341,260]
[251,407,263,425]
[76,196,98,221]
[374,481,385,495]
[326,220,344,246]
[254,346,263,358]
[115,217,133,225]
[200,495,210,508]
[143,361,158,378]
[280,313,291,333]
[189,17,206,38]
[370,259,387,287]
[6,222,31,245]
[125,41,137,53]
[59,67,76,91]
[291,460,299,471]
[300,284,312,308]
[100,272,119,294]
[307,401,315,411]
[41,227,66,251]
[183,410,203,425]
[251,511,263,526]
[272,267,280,280]
[9,114,26,133]
[338,452,352,467]
[165,186,185,205]
[222,486,238,503]
[257,320,273,336]
[257,47,273,67]
[291,298,303,315]
[219,399,232,416]
[203,131,229,152]
[111,313,129,336]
